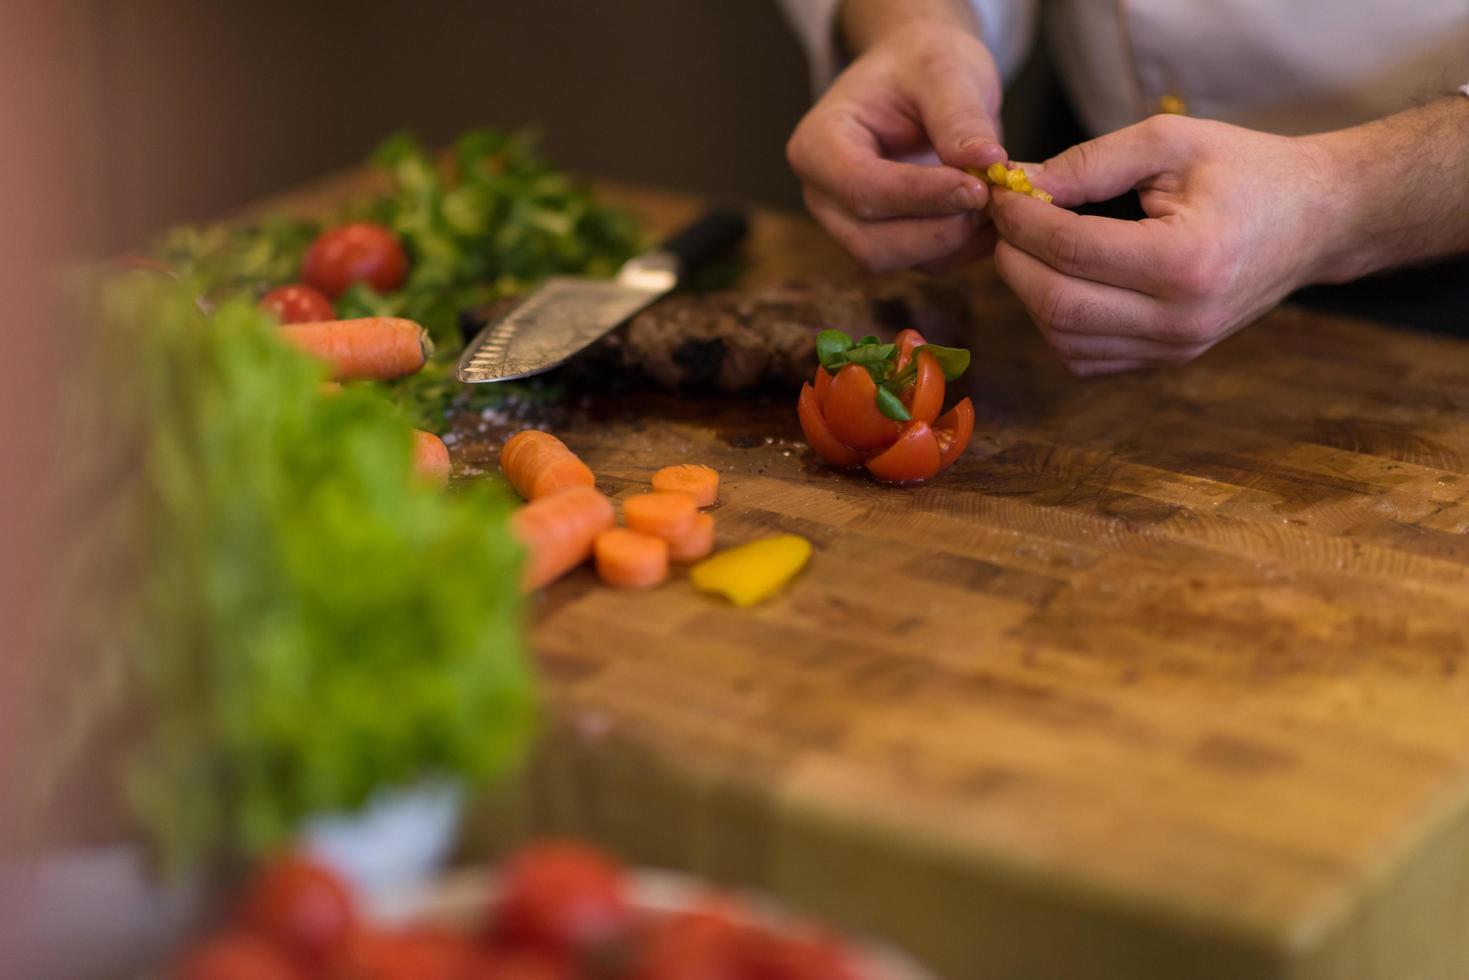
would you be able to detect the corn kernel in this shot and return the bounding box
[1032,189,1054,204]
[1005,169,1030,191]
[986,162,1009,185]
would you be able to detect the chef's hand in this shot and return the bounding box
[786,18,1007,275]
[989,114,1340,375]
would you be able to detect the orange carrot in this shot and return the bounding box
[509,485,615,591]
[411,430,451,487]
[594,528,669,589]
[667,512,716,563]
[623,491,697,542]
[651,464,720,508]
[500,430,597,501]
[279,317,431,381]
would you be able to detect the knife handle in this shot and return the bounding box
[658,209,749,276]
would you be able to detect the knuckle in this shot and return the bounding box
[1037,285,1075,336]
[843,186,881,222]
[1046,224,1085,277]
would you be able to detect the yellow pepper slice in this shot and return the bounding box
[690,534,812,607]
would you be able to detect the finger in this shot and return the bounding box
[907,46,1007,172]
[990,190,1182,296]
[993,240,1203,345]
[1041,329,1211,364]
[807,189,985,273]
[789,109,990,220]
[915,224,996,276]
[1030,116,1188,207]
[1063,359,1152,377]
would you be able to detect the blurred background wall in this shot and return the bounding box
[68,1,815,252]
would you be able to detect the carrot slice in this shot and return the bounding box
[667,512,716,563]
[594,528,669,589]
[623,491,697,542]
[509,485,615,591]
[651,464,719,507]
[500,430,596,501]
[411,430,451,487]
[278,317,432,381]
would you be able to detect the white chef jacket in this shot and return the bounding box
[777,0,1469,138]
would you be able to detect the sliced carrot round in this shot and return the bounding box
[797,383,862,467]
[651,464,719,508]
[667,512,716,563]
[411,429,451,487]
[595,528,669,589]
[934,397,975,469]
[864,420,942,484]
[623,491,698,541]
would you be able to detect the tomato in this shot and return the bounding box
[744,933,864,980]
[492,840,632,954]
[259,284,336,324]
[239,855,357,967]
[634,908,747,980]
[903,351,944,425]
[797,383,862,467]
[461,948,573,980]
[821,364,900,452]
[933,397,974,468]
[173,932,307,980]
[301,223,408,298]
[332,928,475,980]
[863,420,941,483]
[893,328,927,372]
[811,364,832,408]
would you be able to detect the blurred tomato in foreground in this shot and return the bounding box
[331,927,478,980]
[259,284,336,324]
[494,840,633,955]
[174,932,309,980]
[239,855,358,967]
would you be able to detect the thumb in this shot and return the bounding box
[1033,119,1182,207]
[913,62,1007,173]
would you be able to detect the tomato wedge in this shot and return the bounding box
[893,329,927,372]
[864,420,942,483]
[798,384,862,467]
[933,397,974,468]
[903,351,944,425]
[822,364,901,451]
[812,364,832,408]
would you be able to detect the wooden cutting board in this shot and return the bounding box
[255,176,1469,980]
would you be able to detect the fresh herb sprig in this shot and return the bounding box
[815,329,970,421]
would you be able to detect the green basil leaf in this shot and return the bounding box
[856,334,880,348]
[844,343,896,367]
[816,329,854,372]
[874,386,912,421]
[911,344,971,381]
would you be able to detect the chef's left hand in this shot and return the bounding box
[988,114,1338,375]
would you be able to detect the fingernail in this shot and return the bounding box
[958,138,1007,166]
[948,184,987,211]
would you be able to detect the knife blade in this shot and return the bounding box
[456,209,747,383]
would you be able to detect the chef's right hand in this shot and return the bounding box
[785,20,1007,275]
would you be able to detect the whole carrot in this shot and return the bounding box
[500,430,596,501]
[509,485,615,591]
[279,317,432,381]
[411,430,451,487]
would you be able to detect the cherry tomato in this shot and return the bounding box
[332,928,475,980]
[893,328,927,372]
[259,284,336,324]
[173,932,307,980]
[634,908,748,980]
[301,223,408,299]
[821,364,900,452]
[933,397,974,468]
[798,383,862,467]
[238,855,357,967]
[903,351,944,425]
[460,948,573,980]
[493,840,632,954]
[863,420,941,484]
[811,364,832,408]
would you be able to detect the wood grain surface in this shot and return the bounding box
[252,174,1469,980]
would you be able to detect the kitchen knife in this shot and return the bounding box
[456,209,748,383]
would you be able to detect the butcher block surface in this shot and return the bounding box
[251,173,1469,980]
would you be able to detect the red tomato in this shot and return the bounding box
[332,927,475,980]
[493,840,632,954]
[797,383,862,467]
[743,933,864,980]
[173,932,308,980]
[933,397,974,468]
[633,908,747,980]
[821,364,900,452]
[903,351,944,425]
[460,948,573,980]
[301,223,408,298]
[239,855,357,967]
[811,364,832,408]
[864,420,942,483]
[259,284,336,324]
[892,328,927,372]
